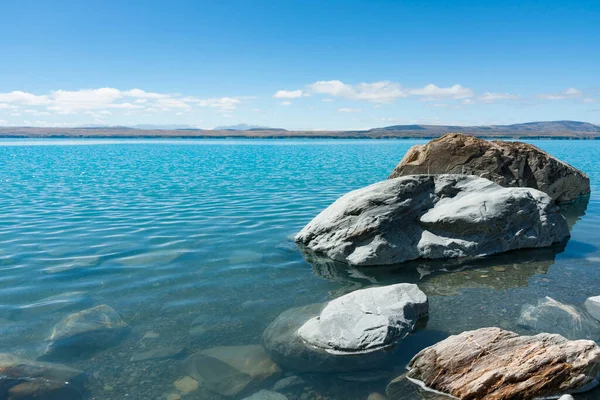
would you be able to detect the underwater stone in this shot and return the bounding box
[183,345,281,397]
[585,296,600,322]
[43,304,129,359]
[0,353,85,399]
[518,297,600,341]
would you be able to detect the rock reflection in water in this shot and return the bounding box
[305,244,565,296]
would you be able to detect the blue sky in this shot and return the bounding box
[0,0,598,130]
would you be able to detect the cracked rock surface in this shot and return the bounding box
[404,327,600,400]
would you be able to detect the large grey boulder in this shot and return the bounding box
[296,175,569,266]
[263,284,427,372]
[403,327,600,399]
[518,297,600,341]
[388,133,590,202]
[43,304,128,359]
[0,353,85,399]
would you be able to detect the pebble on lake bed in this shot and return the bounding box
[173,376,199,393]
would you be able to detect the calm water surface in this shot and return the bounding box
[1,139,599,399]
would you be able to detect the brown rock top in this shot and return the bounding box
[389,133,590,202]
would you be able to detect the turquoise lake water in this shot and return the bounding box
[1,139,600,399]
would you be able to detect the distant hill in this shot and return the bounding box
[130,124,202,130]
[213,124,284,131]
[372,121,600,136]
[1,120,598,139]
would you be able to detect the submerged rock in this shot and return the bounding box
[403,327,600,399]
[43,304,128,359]
[585,296,600,322]
[386,374,448,400]
[0,353,85,399]
[183,345,281,397]
[263,284,427,372]
[242,390,288,400]
[296,174,569,266]
[130,345,184,362]
[272,375,306,392]
[518,297,600,341]
[388,133,590,202]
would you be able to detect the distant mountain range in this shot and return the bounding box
[1,120,598,139]
[212,124,284,131]
[368,120,600,136]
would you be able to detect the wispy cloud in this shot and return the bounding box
[537,87,583,100]
[280,101,292,106]
[477,92,521,103]
[0,88,244,116]
[337,107,362,113]
[276,80,477,103]
[408,84,474,100]
[273,89,304,99]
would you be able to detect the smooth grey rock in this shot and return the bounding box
[263,284,427,372]
[298,284,427,354]
[518,297,600,341]
[272,375,306,392]
[183,345,281,397]
[296,175,569,266]
[585,296,600,322]
[242,390,288,400]
[388,133,591,202]
[43,304,128,359]
[0,353,85,399]
[403,327,600,399]
[130,345,184,362]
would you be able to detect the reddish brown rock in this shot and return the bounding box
[401,327,600,400]
[388,133,590,202]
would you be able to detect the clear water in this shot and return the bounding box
[0,139,599,400]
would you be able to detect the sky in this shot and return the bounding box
[0,0,598,130]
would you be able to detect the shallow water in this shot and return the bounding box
[0,138,599,399]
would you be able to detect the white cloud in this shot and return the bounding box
[409,84,474,100]
[0,91,51,105]
[188,97,241,111]
[0,88,245,117]
[321,98,334,102]
[0,119,6,124]
[304,80,474,103]
[280,101,292,106]
[273,89,304,99]
[337,107,362,113]
[24,109,51,116]
[308,80,407,103]
[477,92,521,103]
[537,87,583,100]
